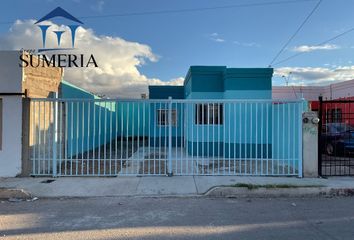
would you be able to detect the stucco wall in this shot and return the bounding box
[272,79,354,101]
[0,96,23,176]
[0,51,23,176]
[0,51,22,92]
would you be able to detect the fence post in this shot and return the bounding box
[52,100,57,177]
[21,97,31,176]
[167,96,173,177]
[298,99,305,178]
[318,96,323,176]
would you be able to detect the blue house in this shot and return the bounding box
[183,66,272,99]
[28,63,307,177]
[149,66,276,158]
[61,66,302,167]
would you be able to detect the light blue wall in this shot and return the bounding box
[272,101,308,166]
[223,90,271,99]
[62,81,154,158]
[149,86,184,146]
[60,81,118,158]
[148,102,184,147]
[182,66,274,157]
[184,102,272,157]
[116,102,149,138]
[184,101,307,161]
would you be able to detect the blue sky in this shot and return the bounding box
[0,0,353,96]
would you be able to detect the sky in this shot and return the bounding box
[0,0,353,97]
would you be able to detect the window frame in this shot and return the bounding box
[195,103,223,125]
[156,109,177,126]
[331,108,342,123]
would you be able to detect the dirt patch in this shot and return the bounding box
[139,160,167,175]
[138,152,167,174]
[59,159,124,176]
[198,159,296,175]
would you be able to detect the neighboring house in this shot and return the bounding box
[148,66,298,159]
[272,79,354,124]
[0,51,62,176]
[272,79,354,102]
[0,50,105,176]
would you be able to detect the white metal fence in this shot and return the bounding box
[29,98,305,177]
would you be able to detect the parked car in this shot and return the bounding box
[322,123,354,156]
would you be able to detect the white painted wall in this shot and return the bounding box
[0,96,23,176]
[321,79,354,100]
[273,79,354,101]
[0,51,22,93]
[0,51,23,177]
[272,86,324,101]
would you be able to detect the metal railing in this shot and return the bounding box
[318,96,354,176]
[29,98,305,177]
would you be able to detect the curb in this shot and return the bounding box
[0,188,32,200]
[204,186,354,198]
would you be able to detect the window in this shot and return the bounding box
[195,103,223,125]
[157,109,177,126]
[326,109,331,122]
[331,108,342,123]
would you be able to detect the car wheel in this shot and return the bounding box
[326,143,334,156]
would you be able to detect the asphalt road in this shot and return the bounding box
[1,197,354,240]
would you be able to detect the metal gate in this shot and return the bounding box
[29,98,305,177]
[318,97,354,176]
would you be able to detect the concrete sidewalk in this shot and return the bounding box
[1,176,354,198]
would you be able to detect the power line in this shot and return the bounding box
[0,0,316,25]
[272,26,354,66]
[80,0,316,19]
[268,0,322,67]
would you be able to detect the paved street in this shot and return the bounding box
[1,197,354,240]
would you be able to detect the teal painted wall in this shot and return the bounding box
[116,101,149,138]
[183,66,273,99]
[223,68,273,91]
[149,86,184,99]
[223,90,271,99]
[60,81,118,158]
[182,66,274,157]
[62,81,152,158]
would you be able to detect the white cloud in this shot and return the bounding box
[214,38,225,42]
[274,66,354,85]
[292,44,339,52]
[233,41,260,47]
[148,77,184,86]
[209,33,225,43]
[0,20,182,98]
